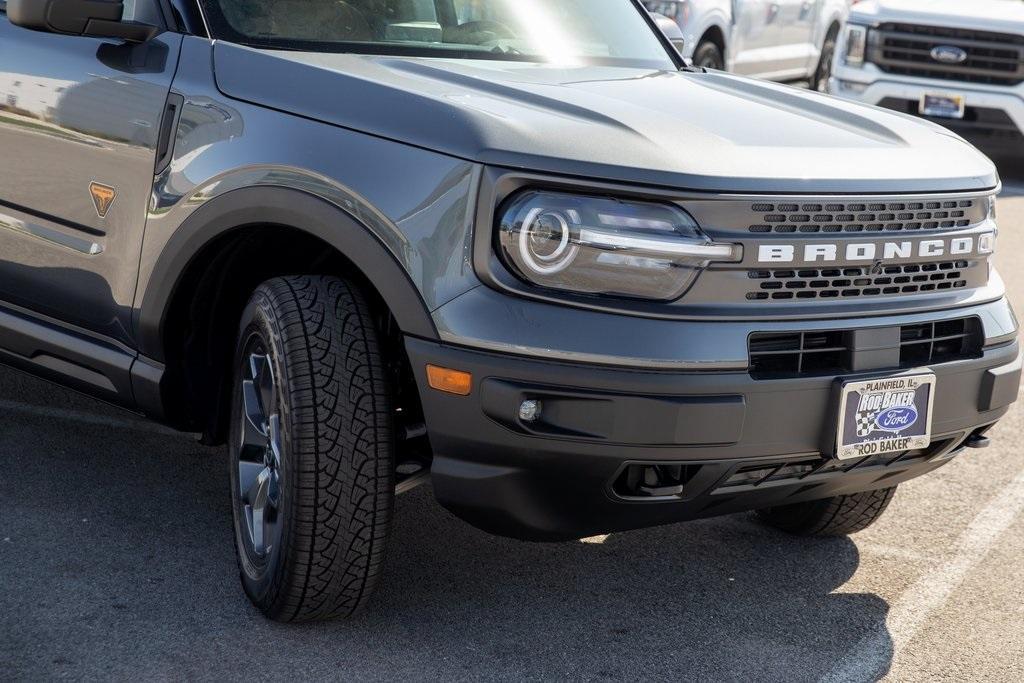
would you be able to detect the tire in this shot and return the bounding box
[755,487,897,537]
[228,275,394,622]
[811,27,839,92]
[692,41,725,71]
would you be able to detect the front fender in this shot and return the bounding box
[133,36,483,362]
[135,185,439,361]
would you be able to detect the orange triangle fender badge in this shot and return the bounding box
[89,182,116,218]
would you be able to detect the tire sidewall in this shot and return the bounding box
[693,42,724,71]
[813,31,838,92]
[228,293,295,611]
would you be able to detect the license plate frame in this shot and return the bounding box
[919,92,966,120]
[835,372,936,461]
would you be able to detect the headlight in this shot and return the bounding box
[844,24,868,66]
[497,191,741,301]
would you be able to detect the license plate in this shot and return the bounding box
[835,372,936,460]
[920,93,965,119]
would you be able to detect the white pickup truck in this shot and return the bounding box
[830,0,1024,162]
[643,1,849,88]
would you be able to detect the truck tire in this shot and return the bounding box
[755,487,897,536]
[811,25,839,92]
[228,275,394,622]
[692,41,724,71]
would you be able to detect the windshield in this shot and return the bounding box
[200,0,676,68]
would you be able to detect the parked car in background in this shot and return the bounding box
[643,0,848,88]
[830,0,1024,162]
[651,11,687,55]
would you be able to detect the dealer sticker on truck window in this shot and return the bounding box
[835,373,936,460]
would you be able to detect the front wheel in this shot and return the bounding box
[811,27,838,92]
[229,275,395,622]
[755,487,897,536]
[692,41,725,71]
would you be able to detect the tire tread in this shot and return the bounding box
[238,275,393,622]
[756,487,897,537]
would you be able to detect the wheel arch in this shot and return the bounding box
[133,185,437,435]
[696,23,727,61]
[816,11,844,50]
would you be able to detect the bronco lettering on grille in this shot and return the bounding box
[757,235,991,264]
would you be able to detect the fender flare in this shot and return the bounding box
[694,18,729,59]
[135,185,438,361]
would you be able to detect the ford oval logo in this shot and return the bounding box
[930,45,968,64]
[875,406,919,432]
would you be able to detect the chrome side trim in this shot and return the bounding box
[0,210,103,255]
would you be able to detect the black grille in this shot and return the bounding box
[870,23,1024,86]
[899,319,985,367]
[746,260,970,301]
[748,317,983,379]
[749,199,977,233]
[748,330,848,377]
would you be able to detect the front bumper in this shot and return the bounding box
[407,299,1020,540]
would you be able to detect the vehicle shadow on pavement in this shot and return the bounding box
[0,388,895,682]
[997,159,1024,196]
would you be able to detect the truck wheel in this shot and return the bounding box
[755,487,897,536]
[692,41,724,71]
[811,26,838,92]
[228,275,394,622]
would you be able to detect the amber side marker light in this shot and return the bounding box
[426,365,473,396]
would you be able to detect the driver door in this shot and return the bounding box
[0,1,182,346]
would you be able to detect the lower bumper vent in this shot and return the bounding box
[611,438,962,502]
[748,317,983,379]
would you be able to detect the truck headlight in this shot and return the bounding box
[497,191,741,301]
[844,24,868,67]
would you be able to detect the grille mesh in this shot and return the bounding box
[747,260,970,301]
[749,199,975,234]
[871,23,1024,87]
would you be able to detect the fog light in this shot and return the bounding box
[519,399,542,423]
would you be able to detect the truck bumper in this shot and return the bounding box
[828,65,1024,159]
[406,312,1020,541]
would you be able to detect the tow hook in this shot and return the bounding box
[965,432,991,449]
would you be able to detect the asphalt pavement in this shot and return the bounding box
[2,174,1023,682]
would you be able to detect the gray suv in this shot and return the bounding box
[0,0,1019,622]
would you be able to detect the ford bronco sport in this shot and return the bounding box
[0,0,1019,622]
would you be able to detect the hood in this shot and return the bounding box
[214,43,998,194]
[850,0,1024,34]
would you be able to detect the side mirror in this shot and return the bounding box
[649,12,686,57]
[7,0,160,43]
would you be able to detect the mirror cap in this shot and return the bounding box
[7,0,159,43]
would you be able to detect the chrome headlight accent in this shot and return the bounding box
[844,24,868,67]
[497,191,741,301]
